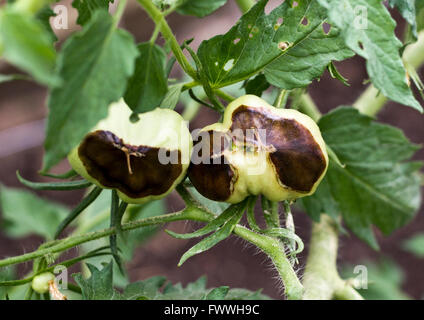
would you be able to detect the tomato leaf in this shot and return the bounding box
[389,0,417,39]
[177,200,247,266]
[73,262,120,300]
[244,74,270,96]
[72,0,114,25]
[0,185,68,240]
[302,107,422,249]
[43,11,138,171]
[160,83,184,110]
[177,0,227,18]
[317,0,422,112]
[36,5,58,42]
[124,43,168,113]
[197,0,354,89]
[166,200,247,239]
[72,263,270,300]
[0,9,59,87]
[403,233,424,258]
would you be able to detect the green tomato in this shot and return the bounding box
[32,272,55,294]
[188,95,329,203]
[68,100,193,204]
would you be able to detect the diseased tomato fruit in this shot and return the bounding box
[68,101,192,204]
[188,95,328,203]
[32,272,55,294]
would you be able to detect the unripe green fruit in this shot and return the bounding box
[32,272,55,294]
[68,100,193,204]
[188,95,328,203]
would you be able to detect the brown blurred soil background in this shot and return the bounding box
[0,0,423,299]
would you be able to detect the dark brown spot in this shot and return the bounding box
[78,130,182,199]
[230,106,326,192]
[188,131,235,201]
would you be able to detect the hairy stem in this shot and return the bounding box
[297,93,363,300]
[0,209,204,268]
[234,225,303,300]
[302,215,362,300]
[0,198,301,299]
[353,30,424,116]
[136,0,198,80]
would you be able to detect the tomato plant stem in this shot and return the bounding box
[298,93,322,122]
[233,225,304,300]
[302,215,363,300]
[0,201,302,299]
[136,0,198,80]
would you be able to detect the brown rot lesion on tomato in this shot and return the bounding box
[78,130,183,199]
[188,130,236,202]
[229,104,327,192]
[188,95,329,204]
[68,101,193,204]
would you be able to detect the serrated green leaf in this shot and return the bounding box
[389,0,417,39]
[73,262,120,300]
[36,5,57,42]
[0,267,15,300]
[122,276,167,300]
[156,276,270,300]
[73,270,271,300]
[205,286,229,300]
[43,11,138,171]
[177,0,227,18]
[225,288,270,300]
[403,233,424,258]
[417,0,424,32]
[177,201,247,266]
[0,185,68,240]
[72,0,114,25]
[0,9,59,87]
[265,22,354,89]
[318,0,422,112]
[186,185,230,215]
[302,107,422,248]
[244,74,270,96]
[124,42,168,113]
[160,83,184,109]
[166,201,246,240]
[197,0,353,90]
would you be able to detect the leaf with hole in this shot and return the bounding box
[318,0,422,112]
[198,0,354,90]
